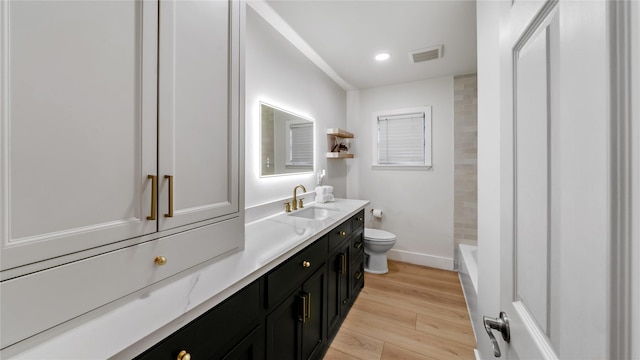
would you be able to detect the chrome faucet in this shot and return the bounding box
[292,184,307,210]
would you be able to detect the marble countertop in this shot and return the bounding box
[9,198,369,359]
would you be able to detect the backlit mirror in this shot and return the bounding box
[260,102,314,177]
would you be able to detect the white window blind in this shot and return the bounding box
[289,123,313,165]
[377,112,426,164]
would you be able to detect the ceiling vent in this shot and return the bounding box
[409,45,443,63]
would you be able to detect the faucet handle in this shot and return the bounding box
[284,202,291,213]
[298,198,304,209]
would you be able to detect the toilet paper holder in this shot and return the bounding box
[370,208,383,218]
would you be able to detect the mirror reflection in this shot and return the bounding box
[260,102,314,176]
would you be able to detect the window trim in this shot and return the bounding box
[372,106,432,169]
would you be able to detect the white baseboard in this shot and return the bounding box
[474,349,481,360]
[387,249,454,271]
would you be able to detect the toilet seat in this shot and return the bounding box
[364,228,396,242]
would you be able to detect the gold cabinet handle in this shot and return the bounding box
[354,242,363,249]
[339,230,347,237]
[299,294,307,323]
[154,256,167,266]
[298,292,312,323]
[177,350,191,360]
[302,260,311,268]
[354,271,363,280]
[340,253,347,275]
[357,216,364,222]
[147,175,157,220]
[164,175,174,217]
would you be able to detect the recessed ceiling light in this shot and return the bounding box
[375,53,391,61]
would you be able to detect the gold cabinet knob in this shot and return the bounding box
[357,217,363,222]
[154,256,167,266]
[302,261,311,268]
[354,271,363,280]
[177,350,191,360]
[339,231,347,236]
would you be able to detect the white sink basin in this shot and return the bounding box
[288,206,337,220]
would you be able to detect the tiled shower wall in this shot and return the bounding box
[454,74,478,248]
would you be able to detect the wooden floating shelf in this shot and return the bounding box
[326,128,354,138]
[326,152,354,159]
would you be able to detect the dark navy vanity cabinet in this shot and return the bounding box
[135,209,365,360]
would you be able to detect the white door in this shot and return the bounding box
[158,0,241,231]
[0,0,158,270]
[480,0,624,358]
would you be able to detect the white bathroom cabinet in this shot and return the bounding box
[0,0,244,350]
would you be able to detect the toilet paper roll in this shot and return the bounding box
[372,209,383,219]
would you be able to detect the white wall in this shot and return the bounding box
[245,7,347,208]
[346,76,455,270]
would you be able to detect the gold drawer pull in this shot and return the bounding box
[354,242,363,249]
[354,271,363,280]
[340,253,347,275]
[164,175,174,217]
[302,260,311,268]
[177,350,191,360]
[357,216,363,222]
[147,175,157,220]
[154,256,167,266]
[339,230,347,236]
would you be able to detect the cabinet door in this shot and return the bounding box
[0,0,158,270]
[301,267,326,360]
[158,0,241,231]
[266,292,302,360]
[327,242,349,339]
[326,251,341,339]
[337,242,351,319]
[221,326,264,360]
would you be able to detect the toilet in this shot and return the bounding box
[363,228,397,274]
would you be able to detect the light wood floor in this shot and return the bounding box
[325,260,476,360]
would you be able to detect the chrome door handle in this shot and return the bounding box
[483,311,510,357]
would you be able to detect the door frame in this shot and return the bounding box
[631,2,640,357]
[610,0,637,358]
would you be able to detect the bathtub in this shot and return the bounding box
[458,244,480,344]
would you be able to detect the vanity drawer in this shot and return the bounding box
[328,221,351,250]
[350,210,365,231]
[350,228,364,261]
[266,236,328,308]
[350,258,365,294]
[135,280,262,360]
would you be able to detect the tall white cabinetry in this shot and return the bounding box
[158,0,241,231]
[0,0,244,351]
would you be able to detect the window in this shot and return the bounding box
[373,106,432,169]
[286,121,313,167]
